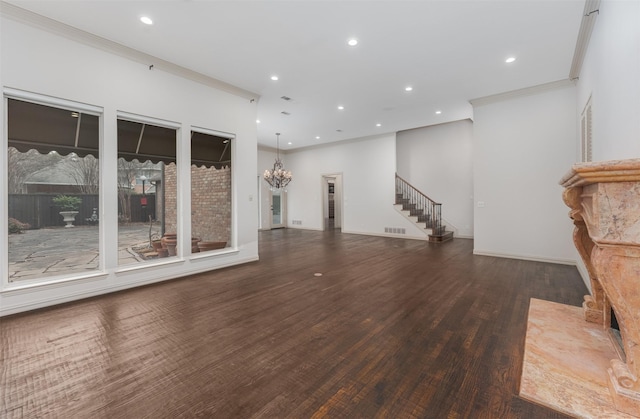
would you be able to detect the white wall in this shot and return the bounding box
[1,16,258,315]
[577,0,640,161]
[570,0,640,290]
[279,134,426,239]
[473,84,578,264]
[396,119,474,238]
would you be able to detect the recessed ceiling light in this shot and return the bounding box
[376,123,381,127]
[348,38,358,47]
[405,86,413,92]
[287,142,292,145]
[270,75,279,81]
[256,119,260,124]
[315,136,320,140]
[337,105,344,110]
[140,16,153,25]
[505,57,516,63]
[435,110,442,115]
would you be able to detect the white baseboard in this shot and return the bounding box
[285,225,324,231]
[341,229,429,241]
[472,249,576,266]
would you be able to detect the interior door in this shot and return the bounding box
[271,190,285,228]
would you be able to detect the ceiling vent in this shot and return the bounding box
[281,96,292,101]
[281,111,291,116]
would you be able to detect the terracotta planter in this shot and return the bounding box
[163,238,177,256]
[151,239,163,251]
[197,241,227,252]
[161,233,177,249]
[157,248,169,258]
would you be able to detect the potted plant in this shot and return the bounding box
[53,195,82,228]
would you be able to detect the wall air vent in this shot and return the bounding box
[281,111,291,116]
[384,227,406,235]
[281,96,292,101]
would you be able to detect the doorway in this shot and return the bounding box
[322,174,342,231]
[271,189,285,229]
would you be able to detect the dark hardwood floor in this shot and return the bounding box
[1,229,586,418]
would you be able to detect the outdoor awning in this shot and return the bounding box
[191,131,231,169]
[8,98,99,158]
[117,121,231,168]
[8,98,232,169]
[117,119,177,165]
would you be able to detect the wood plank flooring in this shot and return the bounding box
[1,229,587,418]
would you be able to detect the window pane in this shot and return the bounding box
[191,131,231,253]
[7,99,100,282]
[117,119,177,265]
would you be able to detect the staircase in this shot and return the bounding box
[395,174,453,243]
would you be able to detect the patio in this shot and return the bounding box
[8,223,153,282]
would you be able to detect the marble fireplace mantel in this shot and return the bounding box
[560,158,640,417]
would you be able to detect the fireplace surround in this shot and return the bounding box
[560,158,640,416]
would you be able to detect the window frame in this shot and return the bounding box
[189,126,236,256]
[3,88,104,290]
[115,111,182,267]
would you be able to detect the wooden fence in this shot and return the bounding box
[8,194,156,229]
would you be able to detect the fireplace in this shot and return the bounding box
[560,159,640,416]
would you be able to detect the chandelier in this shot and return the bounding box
[263,133,292,190]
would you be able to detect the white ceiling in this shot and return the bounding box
[4,0,585,150]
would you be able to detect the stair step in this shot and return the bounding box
[395,186,450,242]
[428,230,454,243]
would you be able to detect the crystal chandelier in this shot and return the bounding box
[263,133,292,190]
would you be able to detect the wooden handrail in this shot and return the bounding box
[395,173,441,205]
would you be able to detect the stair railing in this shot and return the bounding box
[395,173,444,235]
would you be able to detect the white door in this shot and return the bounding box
[271,190,285,228]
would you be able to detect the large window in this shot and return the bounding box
[6,96,101,282]
[117,117,178,265]
[5,92,236,285]
[190,129,232,253]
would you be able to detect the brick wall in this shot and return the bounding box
[164,163,178,235]
[164,163,231,243]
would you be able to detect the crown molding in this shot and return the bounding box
[0,1,260,101]
[469,79,576,108]
[570,0,601,80]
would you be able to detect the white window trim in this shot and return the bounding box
[2,89,104,289]
[4,87,103,116]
